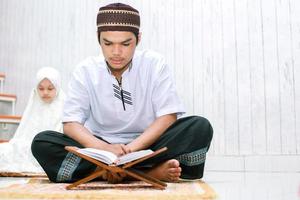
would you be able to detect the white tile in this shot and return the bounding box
[206,156,245,171]
[245,155,300,172]
[204,172,300,200]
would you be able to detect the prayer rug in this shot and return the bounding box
[0,172,46,177]
[0,178,217,199]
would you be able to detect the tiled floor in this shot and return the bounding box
[205,171,300,200]
[0,172,299,200]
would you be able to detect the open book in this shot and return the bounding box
[77,148,154,166]
[65,146,168,189]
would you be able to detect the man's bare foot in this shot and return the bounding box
[146,159,181,182]
[100,169,126,183]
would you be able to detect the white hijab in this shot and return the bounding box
[0,67,65,173]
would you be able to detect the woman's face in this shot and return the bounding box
[37,78,57,103]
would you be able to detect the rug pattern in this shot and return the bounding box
[0,172,46,177]
[0,178,217,199]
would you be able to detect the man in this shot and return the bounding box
[31,3,213,183]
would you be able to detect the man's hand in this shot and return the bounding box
[63,122,135,156]
[126,114,177,151]
[104,144,132,156]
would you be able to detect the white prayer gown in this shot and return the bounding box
[0,67,65,173]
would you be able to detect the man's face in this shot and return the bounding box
[100,31,138,74]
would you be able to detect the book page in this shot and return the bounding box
[77,148,117,165]
[117,149,153,165]
[77,148,154,166]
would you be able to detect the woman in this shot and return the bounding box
[0,67,65,174]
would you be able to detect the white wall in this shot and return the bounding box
[0,0,299,170]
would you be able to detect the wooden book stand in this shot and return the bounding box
[64,146,168,190]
